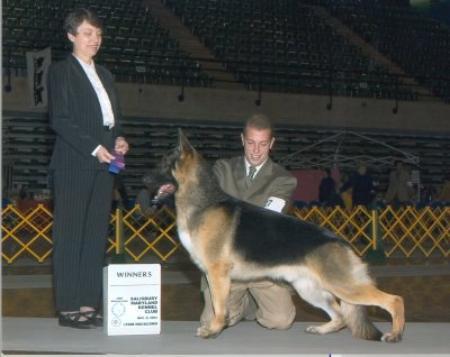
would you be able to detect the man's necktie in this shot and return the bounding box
[248,166,257,180]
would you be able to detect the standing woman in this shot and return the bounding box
[48,8,129,328]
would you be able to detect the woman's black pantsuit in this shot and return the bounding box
[48,55,123,311]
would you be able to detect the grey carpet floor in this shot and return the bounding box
[2,318,449,356]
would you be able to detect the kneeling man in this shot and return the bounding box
[200,114,298,330]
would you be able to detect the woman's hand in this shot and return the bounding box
[95,146,115,164]
[115,137,129,155]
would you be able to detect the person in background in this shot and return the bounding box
[318,168,342,206]
[200,114,297,331]
[385,161,413,205]
[338,172,353,210]
[437,172,450,202]
[340,162,375,207]
[48,8,129,329]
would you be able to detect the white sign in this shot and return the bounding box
[103,264,161,336]
[26,47,51,108]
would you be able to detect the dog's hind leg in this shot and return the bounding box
[292,276,346,335]
[322,249,404,342]
[331,283,404,343]
[196,261,231,338]
[307,242,404,342]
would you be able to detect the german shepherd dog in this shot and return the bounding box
[149,130,405,342]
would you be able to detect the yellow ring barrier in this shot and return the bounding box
[2,203,448,264]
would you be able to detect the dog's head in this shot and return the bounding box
[144,129,199,203]
[162,128,197,178]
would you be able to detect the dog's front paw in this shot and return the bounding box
[196,325,220,339]
[305,325,321,335]
[381,332,402,343]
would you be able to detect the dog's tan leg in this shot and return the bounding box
[292,276,346,335]
[305,299,346,335]
[196,262,231,338]
[333,284,405,342]
[306,318,347,335]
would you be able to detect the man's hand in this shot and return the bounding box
[156,184,176,199]
[115,137,129,155]
[96,146,115,164]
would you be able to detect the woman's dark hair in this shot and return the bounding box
[63,8,102,35]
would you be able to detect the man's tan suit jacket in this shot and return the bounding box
[213,156,297,211]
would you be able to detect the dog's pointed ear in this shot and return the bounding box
[177,129,194,155]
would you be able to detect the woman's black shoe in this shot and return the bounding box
[58,312,95,329]
[82,310,103,327]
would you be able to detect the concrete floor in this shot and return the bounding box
[2,317,450,356]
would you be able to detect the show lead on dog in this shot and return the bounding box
[200,114,298,331]
[48,8,129,329]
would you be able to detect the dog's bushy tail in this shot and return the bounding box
[340,301,383,341]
